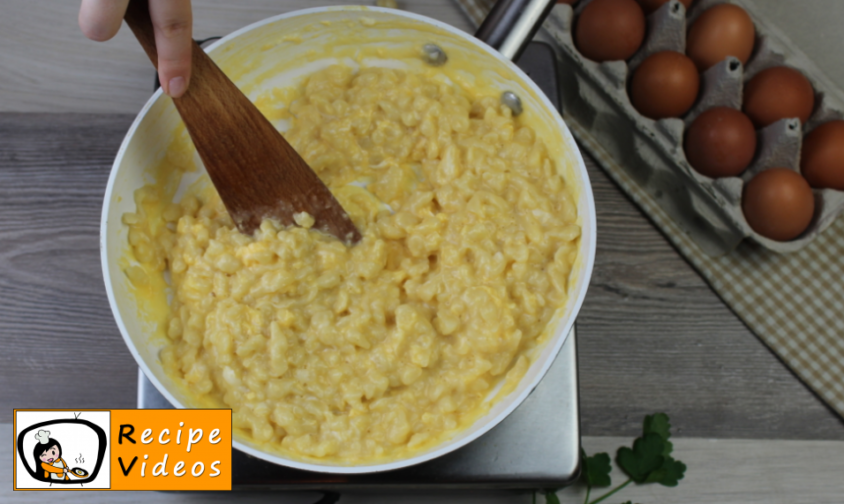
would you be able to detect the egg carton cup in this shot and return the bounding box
[539,0,844,255]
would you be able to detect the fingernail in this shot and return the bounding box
[168,76,186,98]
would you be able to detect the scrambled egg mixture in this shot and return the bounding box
[125,64,581,463]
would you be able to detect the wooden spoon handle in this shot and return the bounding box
[123,0,160,66]
[123,0,361,243]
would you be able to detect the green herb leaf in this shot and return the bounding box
[644,455,687,487]
[580,448,612,487]
[616,433,665,483]
[642,413,673,456]
[543,489,561,504]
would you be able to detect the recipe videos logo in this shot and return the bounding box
[14,409,232,491]
[14,410,110,490]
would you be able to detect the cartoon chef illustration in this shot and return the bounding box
[32,430,70,481]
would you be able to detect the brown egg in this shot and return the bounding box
[801,120,844,190]
[575,0,646,62]
[687,4,755,72]
[685,107,757,178]
[743,66,815,128]
[637,0,693,15]
[742,168,814,241]
[630,51,700,119]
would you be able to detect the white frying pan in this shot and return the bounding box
[101,0,596,474]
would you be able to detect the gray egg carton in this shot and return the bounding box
[538,0,844,255]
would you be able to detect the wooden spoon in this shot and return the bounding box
[123,0,361,243]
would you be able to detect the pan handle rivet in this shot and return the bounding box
[501,91,523,116]
[422,44,448,66]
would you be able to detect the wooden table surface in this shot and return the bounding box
[2,1,843,502]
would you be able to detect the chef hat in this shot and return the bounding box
[35,430,50,445]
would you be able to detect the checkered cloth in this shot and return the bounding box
[453,0,844,418]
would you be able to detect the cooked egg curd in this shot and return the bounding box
[124,63,580,464]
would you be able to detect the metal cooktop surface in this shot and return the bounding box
[138,41,581,491]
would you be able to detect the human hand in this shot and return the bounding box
[79,0,193,97]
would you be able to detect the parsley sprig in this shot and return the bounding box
[579,413,686,504]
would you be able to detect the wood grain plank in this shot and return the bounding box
[558,436,844,504]
[1,112,842,439]
[0,113,138,416]
[0,0,474,114]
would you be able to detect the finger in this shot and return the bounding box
[149,0,193,98]
[79,0,130,41]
